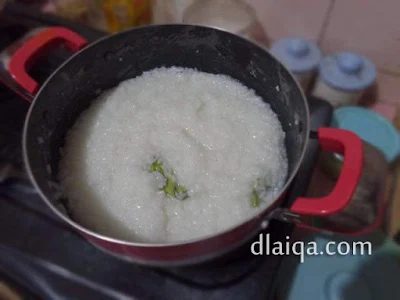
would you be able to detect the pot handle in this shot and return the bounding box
[296,196,387,236]
[290,127,363,216]
[8,27,88,98]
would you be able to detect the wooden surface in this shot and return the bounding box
[388,108,400,237]
[388,160,400,237]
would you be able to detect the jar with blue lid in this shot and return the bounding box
[270,37,321,90]
[312,52,377,107]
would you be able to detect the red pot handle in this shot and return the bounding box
[297,196,387,236]
[8,27,88,98]
[291,127,363,216]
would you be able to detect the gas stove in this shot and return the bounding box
[0,3,333,299]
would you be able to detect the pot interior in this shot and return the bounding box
[24,25,309,233]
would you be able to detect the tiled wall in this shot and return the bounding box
[245,0,400,121]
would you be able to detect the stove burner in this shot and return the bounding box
[0,190,290,299]
[157,220,293,289]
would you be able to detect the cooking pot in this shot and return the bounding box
[6,25,363,266]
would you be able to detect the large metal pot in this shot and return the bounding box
[7,25,363,266]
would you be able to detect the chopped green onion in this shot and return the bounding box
[251,189,260,207]
[196,102,205,113]
[253,177,261,189]
[150,159,189,200]
[250,175,274,207]
[150,160,165,177]
[175,184,189,200]
[164,176,176,197]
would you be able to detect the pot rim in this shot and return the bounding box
[22,24,310,248]
[87,221,266,267]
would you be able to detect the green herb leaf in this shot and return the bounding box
[196,102,205,113]
[164,176,176,197]
[253,177,261,189]
[150,160,165,177]
[175,184,189,200]
[251,189,260,207]
[150,159,189,200]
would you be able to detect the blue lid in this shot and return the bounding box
[270,37,322,73]
[319,52,377,92]
[332,107,400,163]
[276,232,400,300]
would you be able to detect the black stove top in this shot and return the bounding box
[0,4,333,299]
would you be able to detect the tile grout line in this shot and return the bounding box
[314,1,400,78]
[378,68,400,78]
[316,0,336,46]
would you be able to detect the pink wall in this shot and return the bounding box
[245,0,400,121]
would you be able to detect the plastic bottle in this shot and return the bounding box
[270,37,321,91]
[182,0,269,47]
[86,0,151,33]
[312,52,377,107]
[151,0,195,24]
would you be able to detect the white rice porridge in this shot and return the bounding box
[59,67,288,243]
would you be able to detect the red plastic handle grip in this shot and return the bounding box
[297,195,386,236]
[8,27,88,97]
[291,127,363,216]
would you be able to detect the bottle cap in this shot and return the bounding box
[319,52,377,92]
[332,106,400,163]
[270,37,321,73]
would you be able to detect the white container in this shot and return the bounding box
[151,0,195,23]
[182,0,269,47]
[270,37,321,91]
[312,52,377,107]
